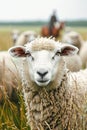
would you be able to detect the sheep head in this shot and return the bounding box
[11,29,20,44]
[9,37,78,87]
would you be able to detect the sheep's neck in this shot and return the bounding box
[20,58,72,129]
[22,71,71,130]
[20,59,87,130]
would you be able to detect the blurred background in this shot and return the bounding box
[0,0,87,129]
[0,0,87,50]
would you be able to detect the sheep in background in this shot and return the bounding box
[62,31,87,69]
[62,31,83,50]
[0,61,18,104]
[11,29,20,45]
[0,51,16,70]
[65,54,82,72]
[61,31,83,71]
[59,42,82,72]
[9,37,87,130]
[14,30,38,46]
[0,51,21,104]
[79,41,87,68]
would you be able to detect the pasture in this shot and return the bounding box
[0,25,40,50]
[0,25,87,50]
[0,25,87,130]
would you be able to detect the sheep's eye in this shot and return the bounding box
[26,52,34,61]
[55,51,60,56]
[31,56,34,61]
[52,56,55,60]
[52,51,61,59]
[26,52,31,57]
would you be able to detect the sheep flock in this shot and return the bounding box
[0,27,87,130]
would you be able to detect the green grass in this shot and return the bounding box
[0,90,30,130]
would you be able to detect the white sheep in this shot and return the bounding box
[65,54,82,72]
[9,37,87,130]
[79,41,87,68]
[0,51,20,104]
[14,30,38,46]
[62,31,83,50]
[62,31,87,68]
[61,31,83,71]
[11,29,20,45]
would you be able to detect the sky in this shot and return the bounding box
[0,0,87,21]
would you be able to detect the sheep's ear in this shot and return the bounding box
[60,44,78,56]
[8,46,26,57]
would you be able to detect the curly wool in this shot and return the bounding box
[20,59,87,130]
[11,37,87,130]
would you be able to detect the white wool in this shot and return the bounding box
[15,30,38,46]
[8,37,87,130]
[62,31,83,50]
[0,51,21,103]
[65,54,82,72]
[79,41,87,68]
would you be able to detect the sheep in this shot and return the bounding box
[61,31,83,71]
[0,51,21,104]
[62,31,87,69]
[62,31,83,50]
[0,51,17,71]
[11,29,20,45]
[79,41,87,68]
[0,61,18,104]
[9,37,87,130]
[65,54,82,72]
[14,30,38,46]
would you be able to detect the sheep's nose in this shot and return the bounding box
[37,70,48,78]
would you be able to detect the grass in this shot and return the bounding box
[0,25,41,50]
[0,25,87,130]
[0,90,30,130]
[0,25,87,50]
[70,27,87,40]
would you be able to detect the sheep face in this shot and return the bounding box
[26,50,62,86]
[11,30,20,43]
[9,38,78,87]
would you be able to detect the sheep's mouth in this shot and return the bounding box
[35,78,50,86]
[37,79,49,83]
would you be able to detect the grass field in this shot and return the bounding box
[0,25,41,50]
[0,25,87,130]
[0,25,87,50]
